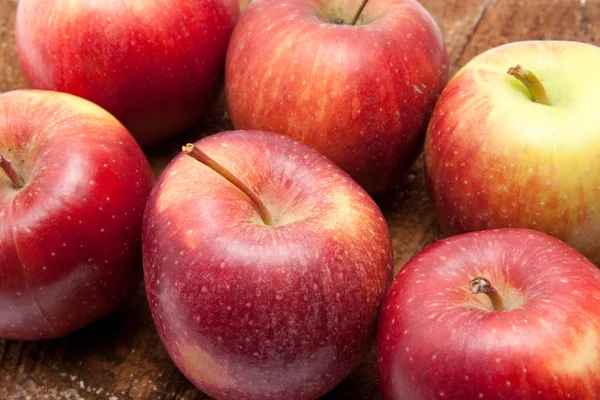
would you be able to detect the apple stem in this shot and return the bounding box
[507,65,550,106]
[182,143,275,226]
[469,277,505,312]
[349,0,369,25]
[0,154,23,189]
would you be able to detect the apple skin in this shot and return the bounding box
[15,0,239,147]
[225,0,448,194]
[0,90,155,341]
[377,228,600,400]
[424,40,600,265]
[142,130,393,399]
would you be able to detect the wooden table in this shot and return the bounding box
[0,0,598,398]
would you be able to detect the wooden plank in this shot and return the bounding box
[0,0,26,92]
[456,0,600,65]
[1,0,599,398]
[420,0,493,74]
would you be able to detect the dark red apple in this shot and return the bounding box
[0,90,154,341]
[15,0,239,146]
[142,130,393,399]
[225,0,448,194]
[377,228,600,399]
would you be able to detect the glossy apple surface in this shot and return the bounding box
[378,228,600,400]
[424,40,600,264]
[0,90,154,340]
[16,0,239,146]
[225,0,448,194]
[142,130,393,399]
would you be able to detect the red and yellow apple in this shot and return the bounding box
[142,130,393,399]
[225,0,448,194]
[0,90,154,340]
[15,0,239,146]
[424,40,600,264]
[378,228,600,399]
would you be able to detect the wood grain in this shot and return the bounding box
[1,0,599,398]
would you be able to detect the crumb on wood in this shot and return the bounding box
[3,379,85,400]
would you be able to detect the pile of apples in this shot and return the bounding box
[2,0,600,399]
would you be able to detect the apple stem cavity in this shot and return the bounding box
[507,65,550,106]
[0,154,23,189]
[182,143,275,226]
[469,277,506,312]
[350,0,369,25]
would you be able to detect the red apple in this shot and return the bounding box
[15,0,239,146]
[0,90,154,341]
[225,0,448,194]
[142,130,393,399]
[377,228,600,400]
[424,40,600,265]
